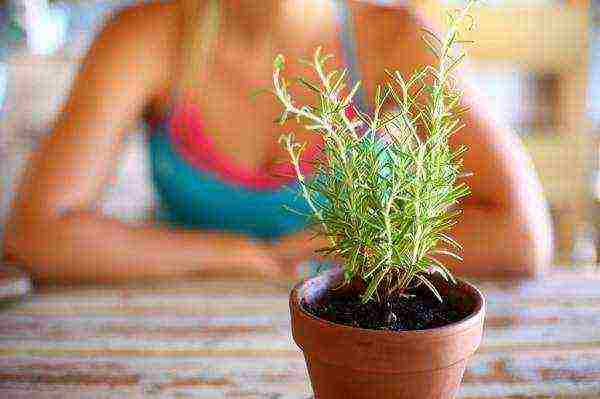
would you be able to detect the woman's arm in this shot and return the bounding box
[2,2,285,284]
[357,3,553,278]
[4,210,284,284]
[440,79,554,278]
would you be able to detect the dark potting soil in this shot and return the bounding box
[302,281,475,331]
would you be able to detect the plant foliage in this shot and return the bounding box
[271,1,478,302]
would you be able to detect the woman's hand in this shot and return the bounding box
[269,229,333,273]
[193,233,289,281]
[203,230,333,283]
[199,231,328,283]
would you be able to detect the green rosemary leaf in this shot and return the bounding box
[421,34,441,59]
[296,77,322,93]
[363,268,389,303]
[343,81,362,106]
[248,88,273,101]
[416,275,442,303]
[273,54,285,70]
[431,249,463,262]
[330,69,348,95]
[281,205,311,218]
[425,258,457,284]
[421,28,443,46]
[439,234,463,251]
[446,53,466,74]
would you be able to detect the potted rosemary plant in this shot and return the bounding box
[271,1,485,398]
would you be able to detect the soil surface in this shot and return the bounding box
[302,280,475,331]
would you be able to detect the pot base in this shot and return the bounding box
[306,356,467,399]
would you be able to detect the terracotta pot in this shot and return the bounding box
[290,268,486,399]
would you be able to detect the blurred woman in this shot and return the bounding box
[3,0,553,284]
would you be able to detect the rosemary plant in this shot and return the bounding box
[272,1,477,303]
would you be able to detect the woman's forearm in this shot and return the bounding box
[443,204,553,279]
[4,210,278,284]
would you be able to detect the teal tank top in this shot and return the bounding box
[149,129,317,238]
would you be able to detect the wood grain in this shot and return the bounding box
[1,269,599,398]
[0,264,32,302]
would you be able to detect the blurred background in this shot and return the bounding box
[0,0,597,268]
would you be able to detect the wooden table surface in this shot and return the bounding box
[1,268,599,398]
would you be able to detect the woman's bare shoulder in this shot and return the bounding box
[98,1,183,55]
[78,1,186,105]
[350,0,414,31]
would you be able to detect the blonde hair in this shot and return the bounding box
[177,0,221,95]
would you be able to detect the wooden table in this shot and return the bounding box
[1,268,599,398]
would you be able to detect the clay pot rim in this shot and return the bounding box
[291,267,486,339]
